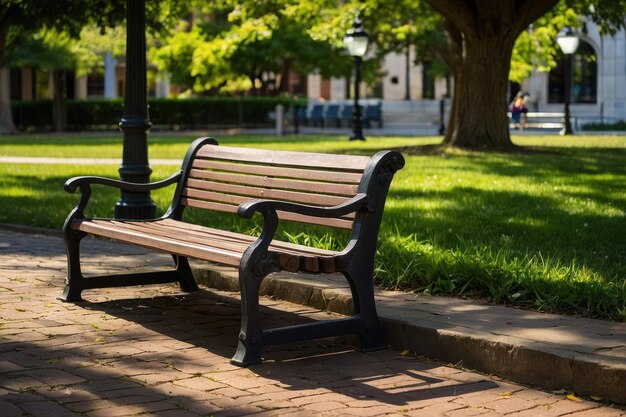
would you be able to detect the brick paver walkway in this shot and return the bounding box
[1,229,624,416]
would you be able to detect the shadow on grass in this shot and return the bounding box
[1,142,624,319]
[377,144,626,319]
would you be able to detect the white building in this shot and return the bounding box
[520,21,626,126]
[306,20,626,128]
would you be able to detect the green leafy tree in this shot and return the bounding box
[149,2,352,96]
[8,29,80,131]
[421,0,626,149]
[299,0,625,149]
[0,0,184,133]
[0,0,130,133]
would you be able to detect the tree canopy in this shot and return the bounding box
[0,0,184,133]
[2,0,625,142]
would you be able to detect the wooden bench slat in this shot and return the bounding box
[277,211,354,229]
[116,219,337,261]
[158,219,338,256]
[195,145,370,171]
[184,184,355,214]
[73,220,242,266]
[79,219,337,274]
[188,169,359,196]
[107,220,253,254]
[192,159,363,184]
[182,197,238,214]
[182,197,354,229]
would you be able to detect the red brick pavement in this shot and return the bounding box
[1,229,624,416]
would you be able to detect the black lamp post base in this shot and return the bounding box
[349,134,366,141]
[115,200,156,220]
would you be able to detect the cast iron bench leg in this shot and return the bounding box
[343,261,387,351]
[173,255,200,292]
[231,265,265,366]
[59,231,87,302]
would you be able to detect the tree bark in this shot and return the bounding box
[51,70,67,132]
[442,18,462,145]
[0,28,17,134]
[0,66,17,134]
[424,0,560,150]
[450,34,517,149]
[278,60,291,95]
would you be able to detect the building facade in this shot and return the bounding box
[520,21,626,125]
[9,20,625,127]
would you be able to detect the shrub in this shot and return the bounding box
[582,120,626,131]
[12,97,306,131]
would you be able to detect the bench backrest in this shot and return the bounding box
[309,105,324,121]
[178,142,372,229]
[365,104,381,119]
[325,104,340,120]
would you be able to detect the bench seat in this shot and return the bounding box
[73,218,339,273]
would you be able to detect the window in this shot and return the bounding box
[422,61,435,100]
[548,40,597,104]
[87,73,105,97]
[10,68,22,100]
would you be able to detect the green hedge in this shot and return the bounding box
[582,120,626,131]
[11,97,305,131]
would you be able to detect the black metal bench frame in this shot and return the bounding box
[59,137,404,366]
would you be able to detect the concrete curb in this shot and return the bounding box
[192,264,626,404]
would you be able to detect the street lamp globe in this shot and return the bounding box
[343,16,369,141]
[556,27,579,55]
[556,26,579,135]
[343,18,369,57]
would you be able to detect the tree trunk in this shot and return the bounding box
[0,30,17,134]
[449,35,516,149]
[423,0,560,150]
[51,70,67,132]
[442,18,462,145]
[0,66,17,134]
[278,60,291,95]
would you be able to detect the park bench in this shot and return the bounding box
[508,111,566,130]
[324,104,341,128]
[364,103,383,128]
[341,104,354,127]
[309,104,324,127]
[59,137,405,366]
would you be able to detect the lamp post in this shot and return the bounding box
[115,0,156,219]
[556,27,579,135]
[343,16,369,141]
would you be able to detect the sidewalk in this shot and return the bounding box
[1,227,624,416]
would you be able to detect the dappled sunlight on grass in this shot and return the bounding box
[0,134,625,320]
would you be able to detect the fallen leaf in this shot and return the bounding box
[590,396,603,401]
[498,391,513,398]
[551,389,567,395]
[567,393,582,402]
[400,349,410,356]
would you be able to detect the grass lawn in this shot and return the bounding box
[0,133,624,321]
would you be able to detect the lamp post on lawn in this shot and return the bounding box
[343,16,369,141]
[115,0,156,219]
[556,27,579,136]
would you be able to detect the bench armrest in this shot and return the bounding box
[237,193,369,219]
[235,194,369,275]
[63,172,182,223]
[64,172,182,194]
